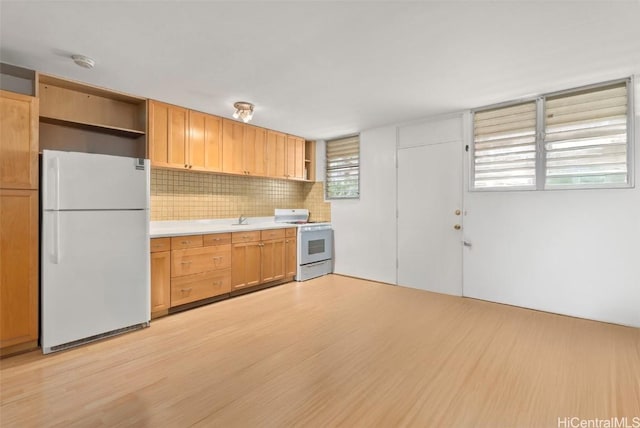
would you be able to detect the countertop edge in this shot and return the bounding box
[150,223,294,238]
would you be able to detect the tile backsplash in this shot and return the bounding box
[151,169,331,222]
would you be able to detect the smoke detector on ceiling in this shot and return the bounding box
[71,54,95,69]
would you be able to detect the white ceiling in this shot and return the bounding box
[1,1,639,140]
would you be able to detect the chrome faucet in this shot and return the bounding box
[238,214,248,225]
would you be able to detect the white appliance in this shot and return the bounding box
[274,209,333,281]
[41,150,150,354]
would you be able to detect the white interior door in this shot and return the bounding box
[397,140,463,295]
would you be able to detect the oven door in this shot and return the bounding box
[300,228,333,265]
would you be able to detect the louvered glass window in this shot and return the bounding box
[473,102,537,189]
[471,78,632,191]
[326,135,359,199]
[544,82,629,187]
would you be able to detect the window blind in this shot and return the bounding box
[473,102,537,189]
[544,82,629,187]
[326,135,359,199]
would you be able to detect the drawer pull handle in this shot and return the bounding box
[180,288,192,293]
[181,240,190,245]
[181,261,192,265]
[213,256,223,261]
[213,281,222,286]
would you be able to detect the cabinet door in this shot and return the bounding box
[168,106,188,167]
[266,130,287,178]
[285,135,297,179]
[245,125,267,176]
[0,91,38,189]
[150,250,170,316]
[294,137,305,179]
[222,119,246,174]
[261,238,285,283]
[189,111,222,172]
[148,100,188,169]
[285,237,297,278]
[0,189,38,351]
[231,242,261,290]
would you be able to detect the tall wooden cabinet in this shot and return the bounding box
[0,90,39,356]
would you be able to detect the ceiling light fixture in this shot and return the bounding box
[232,101,254,123]
[71,54,95,69]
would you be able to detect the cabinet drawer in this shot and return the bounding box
[171,235,203,250]
[203,232,231,246]
[171,244,231,277]
[150,237,171,253]
[285,227,297,238]
[232,230,261,243]
[261,229,285,241]
[171,269,231,306]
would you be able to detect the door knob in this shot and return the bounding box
[454,224,461,230]
[455,209,461,216]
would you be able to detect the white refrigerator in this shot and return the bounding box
[41,150,150,354]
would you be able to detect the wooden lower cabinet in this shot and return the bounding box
[171,245,231,277]
[171,270,231,306]
[231,241,262,290]
[151,229,296,314]
[0,189,39,355]
[150,249,171,318]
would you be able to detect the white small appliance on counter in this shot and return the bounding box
[41,150,150,354]
[274,209,333,281]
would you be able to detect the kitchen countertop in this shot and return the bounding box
[150,217,294,238]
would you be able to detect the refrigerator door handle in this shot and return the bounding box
[53,157,60,211]
[52,211,61,264]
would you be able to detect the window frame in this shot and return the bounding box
[325,134,361,200]
[470,77,635,192]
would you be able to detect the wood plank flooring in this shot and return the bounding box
[1,274,639,427]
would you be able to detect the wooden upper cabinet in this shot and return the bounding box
[282,135,306,180]
[189,111,222,172]
[149,101,307,180]
[222,119,245,175]
[267,130,287,179]
[148,100,188,169]
[244,125,267,176]
[0,91,38,190]
[294,137,305,179]
[286,135,305,180]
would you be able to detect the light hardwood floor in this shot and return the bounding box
[1,274,639,427]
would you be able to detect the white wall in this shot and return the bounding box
[329,77,639,328]
[331,126,397,284]
[463,78,640,327]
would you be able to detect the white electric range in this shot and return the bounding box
[274,209,333,281]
